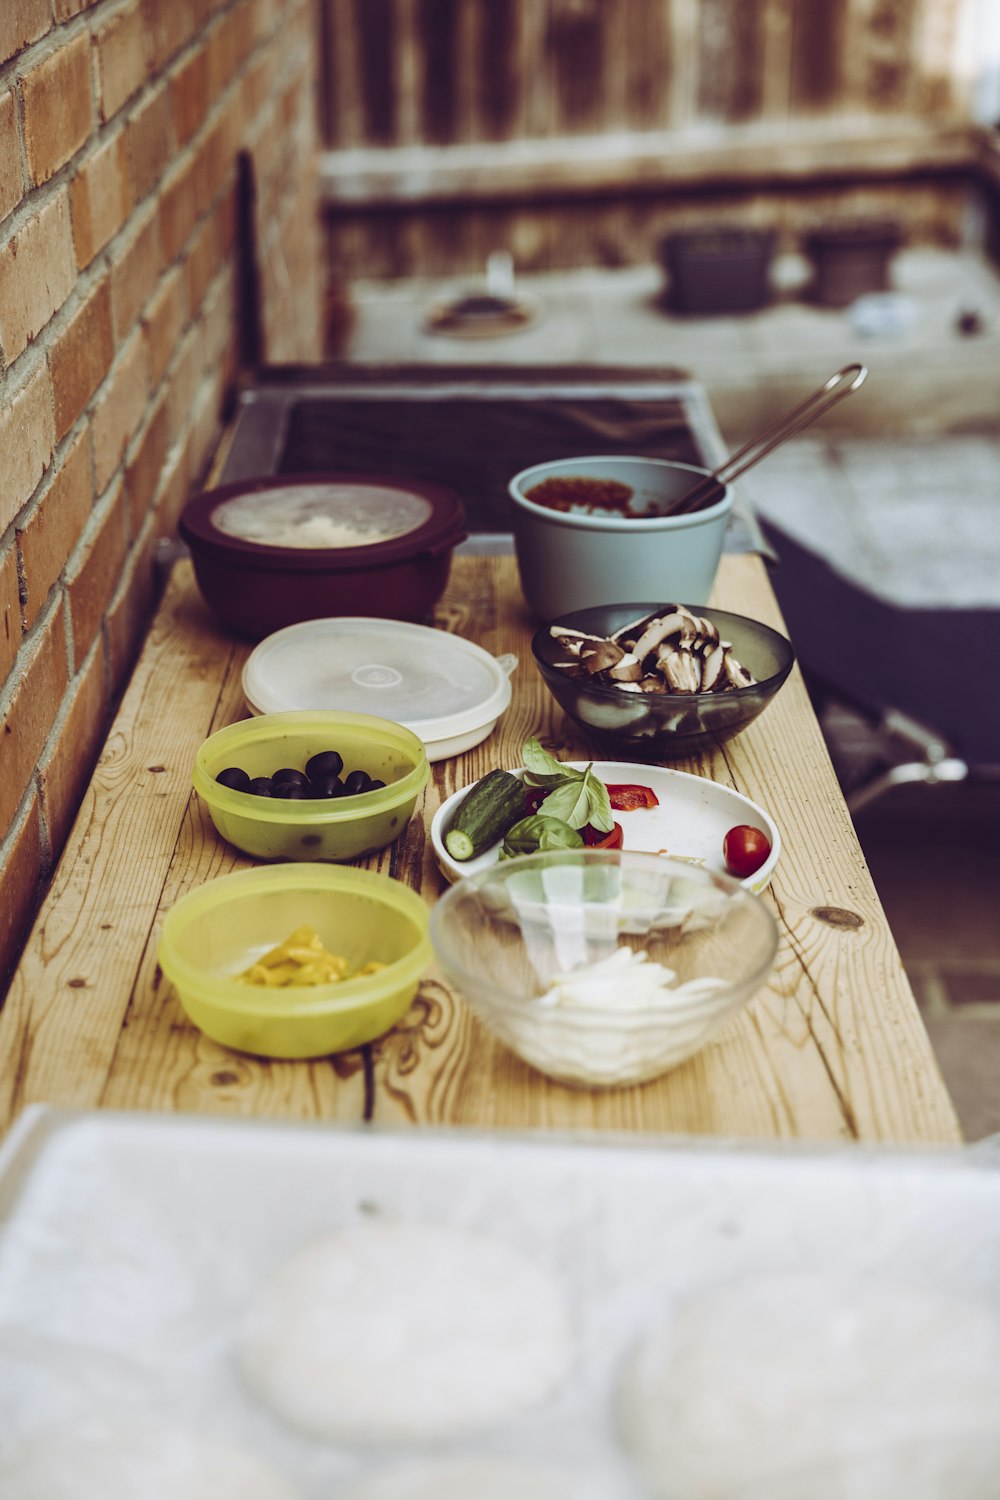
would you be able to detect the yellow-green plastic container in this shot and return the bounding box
[158,863,432,1057]
[193,710,429,861]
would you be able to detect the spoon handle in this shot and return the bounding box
[671,363,868,515]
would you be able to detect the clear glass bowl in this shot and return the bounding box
[532,602,795,760]
[429,849,778,1088]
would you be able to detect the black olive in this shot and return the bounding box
[272,767,309,787]
[306,750,344,780]
[272,781,309,800]
[216,766,251,792]
[342,769,372,797]
[248,776,274,797]
[368,779,386,790]
[308,773,343,799]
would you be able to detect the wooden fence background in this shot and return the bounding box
[318,0,979,278]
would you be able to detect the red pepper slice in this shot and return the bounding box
[606,783,659,811]
[523,786,549,815]
[582,821,624,849]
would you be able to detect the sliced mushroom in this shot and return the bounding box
[700,642,726,691]
[608,652,643,682]
[580,639,626,674]
[631,611,692,662]
[611,610,666,646]
[723,648,756,689]
[656,643,701,693]
[550,625,607,643]
[547,612,757,699]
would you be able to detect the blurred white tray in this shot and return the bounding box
[0,1109,998,1498]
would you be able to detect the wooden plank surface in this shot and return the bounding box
[0,553,962,1145]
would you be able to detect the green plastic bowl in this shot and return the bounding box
[193,710,429,861]
[158,864,432,1057]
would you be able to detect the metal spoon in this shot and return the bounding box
[668,363,869,516]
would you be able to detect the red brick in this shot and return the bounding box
[193,114,233,215]
[38,635,108,855]
[170,49,209,148]
[0,796,43,990]
[208,11,242,97]
[0,0,50,67]
[200,273,238,384]
[110,206,161,340]
[140,0,196,72]
[90,330,150,493]
[184,211,219,316]
[142,265,186,387]
[187,363,224,480]
[124,394,168,534]
[163,327,200,448]
[94,0,147,123]
[125,82,174,203]
[105,529,158,696]
[70,132,131,268]
[17,430,93,629]
[64,479,128,664]
[0,195,76,363]
[0,604,69,836]
[55,0,99,18]
[252,0,282,45]
[0,89,22,224]
[20,32,94,187]
[49,274,115,442]
[0,542,22,682]
[0,364,56,534]
[158,158,197,261]
[152,441,190,538]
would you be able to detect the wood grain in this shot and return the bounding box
[0,553,962,1145]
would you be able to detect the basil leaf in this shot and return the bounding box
[540,765,614,832]
[499,815,584,860]
[522,736,583,789]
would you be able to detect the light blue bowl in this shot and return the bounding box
[509,456,733,621]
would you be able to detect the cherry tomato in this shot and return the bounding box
[606,783,659,811]
[723,824,772,877]
[582,821,624,849]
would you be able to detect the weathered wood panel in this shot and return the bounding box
[319,0,970,151]
[317,0,977,280]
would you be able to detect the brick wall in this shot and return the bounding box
[0,0,324,986]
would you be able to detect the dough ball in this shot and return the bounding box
[618,1272,1000,1500]
[0,1420,298,1500]
[341,1455,632,1500]
[239,1221,574,1443]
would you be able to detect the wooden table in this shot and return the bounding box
[0,552,962,1144]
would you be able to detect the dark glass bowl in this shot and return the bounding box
[532,602,795,760]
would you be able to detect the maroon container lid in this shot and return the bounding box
[179,473,468,573]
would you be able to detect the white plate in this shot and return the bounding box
[430,761,780,892]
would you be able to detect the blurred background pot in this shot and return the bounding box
[509,456,733,621]
[660,227,776,314]
[804,220,902,308]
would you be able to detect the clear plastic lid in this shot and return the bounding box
[211,481,432,550]
[242,618,515,755]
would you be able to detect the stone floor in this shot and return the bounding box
[344,248,1000,1141]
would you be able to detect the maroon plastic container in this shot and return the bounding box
[179,473,468,639]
